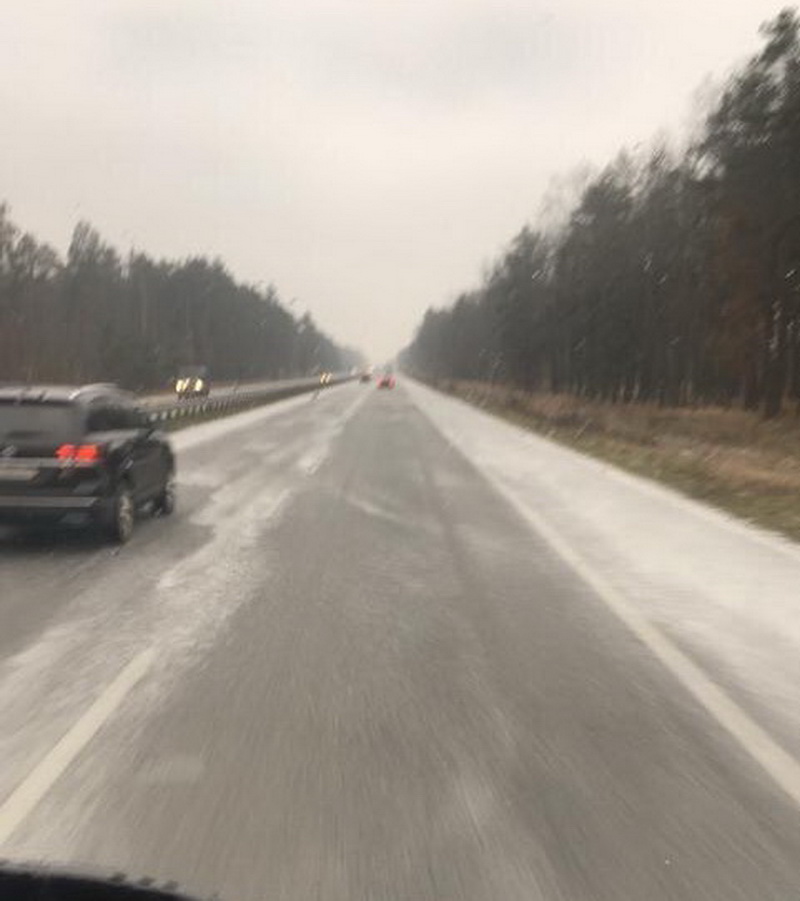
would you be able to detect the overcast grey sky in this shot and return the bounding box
[1,1,787,360]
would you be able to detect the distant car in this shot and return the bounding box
[377,374,396,389]
[360,372,372,383]
[175,365,210,400]
[0,384,175,543]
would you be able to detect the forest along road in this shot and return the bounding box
[3,380,800,900]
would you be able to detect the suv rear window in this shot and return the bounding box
[0,400,82,443]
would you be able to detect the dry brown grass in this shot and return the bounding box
[435,379,800,542]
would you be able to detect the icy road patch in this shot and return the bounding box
[407,379,800,766]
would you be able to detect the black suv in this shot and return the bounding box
[0,384,175,543]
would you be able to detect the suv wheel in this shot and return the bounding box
[107,483,135,544]
[153,475,176,517]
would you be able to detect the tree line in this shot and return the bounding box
[403,9,800,417]
[0,209,361,390]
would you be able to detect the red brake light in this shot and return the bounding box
[56,444,102,462]
[76,444,102,462]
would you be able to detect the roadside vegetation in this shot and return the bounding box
[404,9,800,540]
[0,211,362,391]
[404,10,800,420]
[435,378,800,542]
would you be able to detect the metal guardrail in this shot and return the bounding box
[144,375,352,426]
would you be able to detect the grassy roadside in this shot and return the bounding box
[432,379,800,544]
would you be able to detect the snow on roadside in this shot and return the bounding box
[407,379,800,754]
[0,382,365,810]
[171,385,339,453]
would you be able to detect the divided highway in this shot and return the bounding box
[139,375,350,425]
[2,380,800,900]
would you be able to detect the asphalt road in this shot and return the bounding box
[2,381,800,900]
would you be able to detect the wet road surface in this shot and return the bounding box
[2,381,800,900]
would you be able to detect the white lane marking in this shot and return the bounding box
[294,386,373,477]
[412,392,800,810]
[0,648,155,846]
[489,476,800,808]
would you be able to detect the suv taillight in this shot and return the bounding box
[56,444,103,462]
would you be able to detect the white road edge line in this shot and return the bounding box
[410,389,800,810]
[0,647,156,846]
[492,474,800,808]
